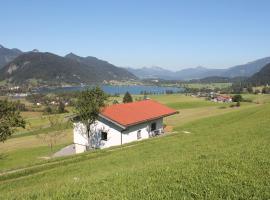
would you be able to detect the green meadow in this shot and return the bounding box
[0,94,269,199]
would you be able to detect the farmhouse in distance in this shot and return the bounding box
[73,100,178,153]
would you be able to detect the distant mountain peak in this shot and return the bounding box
[66,52,77,56]
[0,44,4,48]
[151,66,165,70]
[65,53,83,60]
[32,49,39,53]
[195,66,205,69]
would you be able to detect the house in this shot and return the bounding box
[73,100,178,153]
[212,95,232,103]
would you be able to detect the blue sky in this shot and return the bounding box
[1,0,270,70]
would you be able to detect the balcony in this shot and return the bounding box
[150,128,164,137]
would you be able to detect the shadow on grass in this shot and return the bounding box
[0,153,8,160]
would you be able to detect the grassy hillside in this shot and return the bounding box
[0,96,269,199]
[0,94,255,172]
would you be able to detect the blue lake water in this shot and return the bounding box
[36,85,184,95]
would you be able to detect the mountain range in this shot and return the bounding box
[1,43,270,85]
[127,57,270,80]
[0,45,136,85]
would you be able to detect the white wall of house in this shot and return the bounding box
[122,118,163,144]
[73,117,163,153]
[73,122,88,153]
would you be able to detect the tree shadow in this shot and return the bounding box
[0,153,8,160]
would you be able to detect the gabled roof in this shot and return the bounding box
[216,95,232,100]
[100,100,178,128]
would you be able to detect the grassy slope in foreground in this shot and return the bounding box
[0,104,270,199]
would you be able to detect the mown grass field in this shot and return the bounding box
[0,94,249,172]
[0,94,269,199]
[15,112,71,136]
[0,96,269,199]
[0,95,265,170]
[0,107,73,172]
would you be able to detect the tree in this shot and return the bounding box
[112,99,119,104]
[123,92,133,103]
[75,87,108,149]
[0,100,25,142]
[262,87,266,94]
[58,101,66,113]
[37,115,70,152]
[247,86,253,94]
[43,106,53,114]
[262,87,270,94]
[231,83,243,94]
[232,94,243,102]
[254,89,261,95]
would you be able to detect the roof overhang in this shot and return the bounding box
[99,113,127,130]
[99,110,179,130]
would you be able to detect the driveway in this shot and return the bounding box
[52,144,76,158]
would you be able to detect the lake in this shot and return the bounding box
[36,85,184,95]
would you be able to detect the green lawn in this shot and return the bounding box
[166,100,219,109]
[15,112,71,137]
[0,94,257,173]
[0,94,243,172]
[242,94,270,104]
[0,129,73,172]
[0,144,67,172]
[150,94,198,104]
[0,109,73,172]
[0,99,269,199]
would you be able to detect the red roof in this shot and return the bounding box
[100,100,178,128]
[217,95,232,100]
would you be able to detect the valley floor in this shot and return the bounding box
[0,94,269,199]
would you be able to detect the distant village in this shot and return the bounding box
[193,92,232,103]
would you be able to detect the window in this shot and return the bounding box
[151,122,156,131]
[101,132,107,141]
[137,130,141,139]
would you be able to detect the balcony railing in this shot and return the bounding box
[150,128,164,137]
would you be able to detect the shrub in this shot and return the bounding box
[58,101,66,113]
[254,89,261,94]
[44,106,53,114]
[232,94,243,102]
[218,106,227,109]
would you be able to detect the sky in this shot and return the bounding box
[1,0,270,70]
